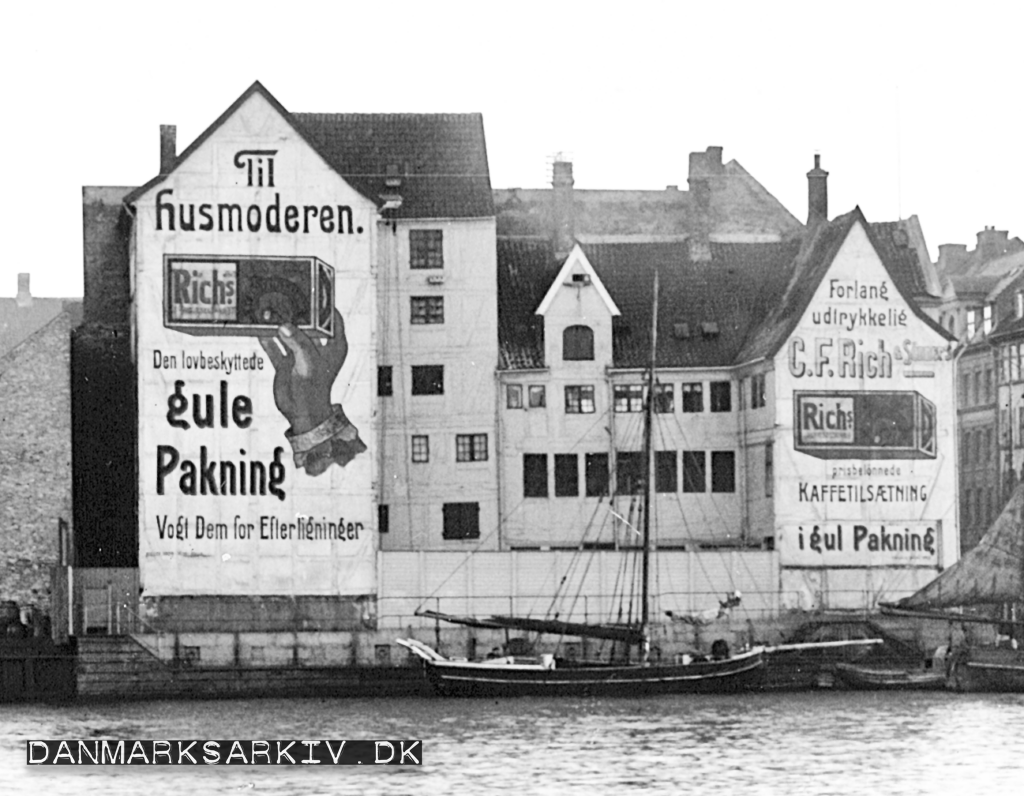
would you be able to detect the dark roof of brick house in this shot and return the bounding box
[497,237,561,369]
[0,299,81,363]
[125,82,493,220]
[869,220,934,299]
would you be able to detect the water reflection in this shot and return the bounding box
[2,692,1022,795]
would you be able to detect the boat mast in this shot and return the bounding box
[640,269,659,665]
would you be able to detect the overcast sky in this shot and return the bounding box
[3,1,1020,298]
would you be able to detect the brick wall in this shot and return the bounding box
[0,311,73,616]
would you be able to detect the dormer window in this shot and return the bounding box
[563,325,594,361]
[967,310,976,340]
[1017,291,1023,320]
[983,304,993,336]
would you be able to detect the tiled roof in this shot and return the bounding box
[127,82,494,220]
[497,237,560,369]
[0,299,80,362]
[585,239,800,368]
[494,160,801,239]
[294,113,494,219]
[496,236,801,370]
[869,220,934,298]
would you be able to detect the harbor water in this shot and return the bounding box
[2,691,1023,795]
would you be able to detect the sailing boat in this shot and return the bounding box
[397,272,767,697]
[883,481,1024,692]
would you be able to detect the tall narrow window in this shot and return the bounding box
[616,451,644,495]
[378,505,389,534]
[411,296,444,324]
[1017,291,1024,319]
[654,384,674,413]
[751,374,767,409]
[565,385,595,414]
[682,382,703,413]
[983,304,993,336]
[682,451,706,493]
[528,385,546,408]
[710,381,731,412]
[585,453,609,497]
[442,502,479,539]
[765,441,774,497]
[655,451,677,493]
[563,325,594,361]
[711,451,736,493]
[411,435,429,463]
[410,229,443,269]
[412,365,444,395]
[507,384,523,409]
[967,309,976,339]
[524,454,548,497]
[554,454,579,497]
[377,366,393,397]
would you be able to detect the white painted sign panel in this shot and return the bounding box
[135,92,378,596]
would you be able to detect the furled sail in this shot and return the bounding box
[416,609,644,644]
[897,482,1024,609]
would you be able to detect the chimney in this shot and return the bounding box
[552,156,575,257]
[976,226,1009,264]
[16,273,31,308]
[160,125,177,175]
[806,153,828,226]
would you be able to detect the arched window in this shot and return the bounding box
[563,325,594,361]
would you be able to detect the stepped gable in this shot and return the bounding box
[294,112,494,220]
[582,239,800,368]
[497,237,560,369]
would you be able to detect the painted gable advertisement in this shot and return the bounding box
[133,90,378,596]
[774,220,958,575]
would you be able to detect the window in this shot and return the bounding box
[585,453,609,497]
[1018,407,1024,448]
[654,384,674,413]
[967,309,976,340]
[378,504,389,534]
[528,385,546,408]
[682,451,706,492]
[443,502,479,540]
[1018,291,1024,319]
[985,368,993,402]
[507,384,523,409]
[655,451,677,493]
[563,325,594,361]
[616,451,644,495]
[555,454,579,497]
[710,381,731,412]
[524,454,548,497]
[972,371,980,405]
[410,229,443,269]
[1013,346,1021,383]
[614,384,644,413]
[983,304,993,336]
[711,451,736,493]
[456,434,488,462]
[412,365,444,395]
[682,382,703,413]
[751,374,767,409]
[377,366,393,397]
[565,385,595,414]
[411,435,429,463]
[765,441,774,497]
[411,296,444,324]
